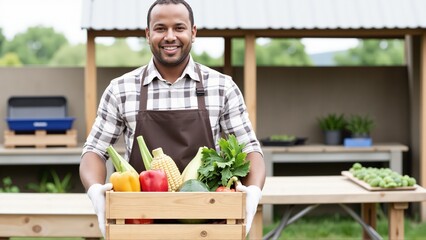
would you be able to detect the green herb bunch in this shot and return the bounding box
[198,134,250,191]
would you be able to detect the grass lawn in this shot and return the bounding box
[263,215,426,240]
[10,215,426,240]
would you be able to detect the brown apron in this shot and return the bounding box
[128,64,216,173]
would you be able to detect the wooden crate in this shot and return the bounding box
[106,191,246,240]
[4,129,77,148]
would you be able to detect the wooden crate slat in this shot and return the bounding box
[107,224,245,240]
[106,191,245,219]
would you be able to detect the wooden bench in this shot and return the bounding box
[0,193,101,239]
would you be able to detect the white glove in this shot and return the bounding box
[236,184,262,236]
[87,183,113,238]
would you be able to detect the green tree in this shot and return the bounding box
[0,53,22,66]
[50,38,153,67]
[334,39,404,66]
[49,44,86,66]
[192,51,222,66]
[137,38,154,65]
[0,28,6,56]
[257,39,312,66]
[3,26,68,65]
[232,38,312,66]
[96,39,149,67]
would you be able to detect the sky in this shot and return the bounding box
[0,0,359,57]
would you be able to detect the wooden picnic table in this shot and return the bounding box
[250,176,426,240]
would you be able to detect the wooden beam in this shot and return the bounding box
[244,34,257,131]
[87,28,421,39]
[223,37,232,76]
[421,33,426,221]
[85,31,97,136]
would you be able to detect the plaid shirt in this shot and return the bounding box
[82,56,262,161]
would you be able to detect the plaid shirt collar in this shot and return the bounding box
[142,55,200,86]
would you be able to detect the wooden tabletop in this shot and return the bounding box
[260,176,426,205]
[0,193,94,215]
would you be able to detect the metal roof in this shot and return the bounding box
[81,0,426,31]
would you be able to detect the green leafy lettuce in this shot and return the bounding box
[197,134,250,191]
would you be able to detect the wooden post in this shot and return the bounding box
[421,33,426,221]
[85,30,97,136]
[223,37,233,77]
[388,202,408,240]
[244,34,257,131]
[361,203,376,240]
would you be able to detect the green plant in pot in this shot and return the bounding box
[345,114,374,138]
[318,113,346,145]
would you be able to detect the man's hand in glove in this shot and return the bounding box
[236,184,262,236]
[87,183,113,238]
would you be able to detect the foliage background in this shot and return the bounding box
[0,26,405,67]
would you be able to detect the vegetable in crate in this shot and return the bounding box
[216,176,238,192]
[137,135,153,170]
[181,146,205,182]
[179,179,209,192]
[139,169,168,192]
[107,146,140,192]
[150,147,183,192]
[198,134,250,191]
[137,136,169,192]
[107,146,153,224]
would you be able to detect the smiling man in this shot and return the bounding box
[79,0,266,238]
[147,1,195,77]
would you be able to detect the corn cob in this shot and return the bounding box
[151,148,182,191]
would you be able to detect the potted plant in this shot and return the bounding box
[344,114,374,146]
[318,113,346,145]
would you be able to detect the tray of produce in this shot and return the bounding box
[342,163,417,191]
[261,135,307,146]
[6,96,75,131]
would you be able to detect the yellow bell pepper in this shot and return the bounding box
[107,145,141,192]
[109,170,140,192]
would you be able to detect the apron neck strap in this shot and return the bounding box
[139,64,207,111]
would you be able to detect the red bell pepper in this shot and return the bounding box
[125,218,153,224]
[139,169,168,192]
[216,176,238,192]
[125,170,168,225]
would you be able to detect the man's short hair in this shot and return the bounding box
[147,0,195,28]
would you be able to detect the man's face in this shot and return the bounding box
[146,3,196,68]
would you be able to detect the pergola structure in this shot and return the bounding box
[82,0,426,218]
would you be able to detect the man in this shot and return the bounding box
[80,0,265,237]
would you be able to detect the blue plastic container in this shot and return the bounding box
[6,117,75,131]
[6,96,75,131]
[344,138,372,147]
